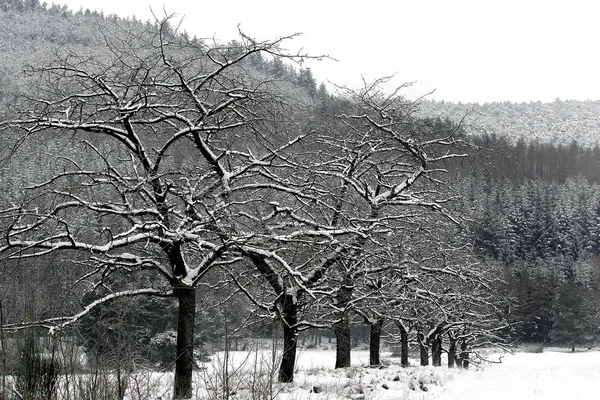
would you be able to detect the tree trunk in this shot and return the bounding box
[246,254,299,383]
[460,340,469,370]
[399,323,409,368]
[431,333,442,367]
[369,318,384,367]
[278,294,298,383]
[334,275,353,369]
[173,286,196,399]
[418,332,429,366]
[334,318,352,368]
[448,335,457,368]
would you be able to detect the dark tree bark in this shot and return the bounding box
[246,253,303,383]
[431,332,442,367]
[333,275,353,369]
[369,318,384,367]
[279,324,297,382]
[399,323,409,367]
[448,334,457,368]
[173,286,196,399]
[334,317,352,368]
[460,340,469,370]
[278,294,298,383]
[418,331,429,366]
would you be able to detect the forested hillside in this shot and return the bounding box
[0,1,599,399]
[457,174,600,343]
[420,99,600,148]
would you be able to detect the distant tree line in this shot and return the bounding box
[466,133,600,184]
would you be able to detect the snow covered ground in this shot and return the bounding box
[284,349,457,399]
[439,349,600,400]
[124,349,463,399]
[10,347,599,399]
[204,347,600,400]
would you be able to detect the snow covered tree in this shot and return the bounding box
[550,279,595,351]
[0,17,317,397]
[303,80,474,369]
[219,78,472,376]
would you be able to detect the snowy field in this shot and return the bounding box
[8,347,599,399]
[197,348,600,400]
[440,349,600,400]
[140,349,463,399]
[282,349,458,399]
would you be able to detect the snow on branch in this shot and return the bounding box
[1,288,173,334]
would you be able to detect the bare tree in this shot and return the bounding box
[379,231,510,369]
[312,79,471,368]
[219,78,470,376]
[0,17,319,398]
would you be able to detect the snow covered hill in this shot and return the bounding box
[419,99,600,148]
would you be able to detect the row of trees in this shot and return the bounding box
[461,133,600,184]
[0,11,505,399]
[3,4,599,400]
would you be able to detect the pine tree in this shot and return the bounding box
[550,279,595,351]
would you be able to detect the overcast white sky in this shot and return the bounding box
[55,0,600,103]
